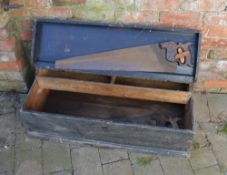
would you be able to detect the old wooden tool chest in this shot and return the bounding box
[20,19,201,157]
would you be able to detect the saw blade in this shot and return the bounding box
[55,44,177,73]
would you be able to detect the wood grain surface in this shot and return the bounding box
[37,76,191,104]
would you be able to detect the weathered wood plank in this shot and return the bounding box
[37,76,191,104]
[25,81,50,111]
[38,68,189,90]
[20,111,193,153]
[38,68,111,83]
[115,77,188,90]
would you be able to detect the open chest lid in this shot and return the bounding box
[32,18,201,84]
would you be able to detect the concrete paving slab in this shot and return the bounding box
[15,160,42,175]
[0,149,14,175]
[208,134,227,172]
[130,152,163,175]
[0,93,16,114]
[15,142,42,175]
[207,94,227,122]
[194,93,211,122]
[190,147,218,170]
[199,122,220,135]
[15,110,26,134]
[0,113,15,149]
[43,141,71,174]
[192,124,209,148]
[71,146,103,175]
[15,133,41,150]
[160,156,194,175]
[194,165,222,175]
[49,169,72,175]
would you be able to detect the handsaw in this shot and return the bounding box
[55,42,193,73]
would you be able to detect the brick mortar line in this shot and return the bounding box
[100,157,130,166]
[199,91,224,174]
[188,159,198,175]
[69,147,74,175]
[208,138,224,172]
[205,93,212,122]
[127,152,135,175]
[204,133,212,147]
[127,151,136,175]
[97,148,104,175]
[196,122,212,148]
[158,157,166,175]
[49,169,72,175]
[196,121,223,172]
[41,140,44,175]
[0,112,17,117]
[12,94,19,175]
[199,12,204,27]
[13,128,17,174]
[11,145,16,175]
[197,93,223,172]
[192,163,220,171]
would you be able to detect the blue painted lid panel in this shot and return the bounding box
[32,19,201,83]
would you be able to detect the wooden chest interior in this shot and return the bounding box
[24,69,193,130]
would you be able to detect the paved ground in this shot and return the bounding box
[0,92,227,175]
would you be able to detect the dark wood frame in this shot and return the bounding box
[21,69,195,157]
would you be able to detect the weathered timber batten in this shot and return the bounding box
[20,19,201,157]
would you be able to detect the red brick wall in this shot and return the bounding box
[1,0,227,92]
